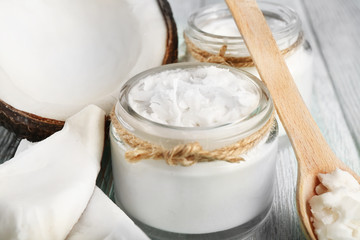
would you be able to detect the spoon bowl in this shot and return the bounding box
[225,0,360,239]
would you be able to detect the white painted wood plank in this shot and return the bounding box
[302,0,360,152]
[0,127,20,163]
[292,1,360,172]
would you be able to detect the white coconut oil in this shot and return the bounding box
[110,63,278,239]
[184,3,313,136]
[127,66,260,127]
[309,169,360,240]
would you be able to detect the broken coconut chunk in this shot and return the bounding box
[0,105,105,240]
[15,140,149,239]
[67,187,149,240]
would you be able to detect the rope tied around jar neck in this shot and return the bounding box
[110,107,276,167]
[184,32,304,68]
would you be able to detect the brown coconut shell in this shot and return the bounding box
[0,0,178,142]
[158,0,178,65]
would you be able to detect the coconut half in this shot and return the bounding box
[0,0,177,141]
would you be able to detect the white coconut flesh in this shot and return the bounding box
[0,0,167,120]
[0,105,105,239]
[10,112,149,240]
[67,187,150,240]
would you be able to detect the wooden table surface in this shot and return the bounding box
[1,0,360,239]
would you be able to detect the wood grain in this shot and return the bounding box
[302,0,360,153]
[0,127,20,163]
[1,0,360,239]
[225,0,359,239]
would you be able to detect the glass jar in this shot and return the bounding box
[110,63,278,239]
[184,2,313,135]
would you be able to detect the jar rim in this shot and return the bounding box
[114,63,274,143]
[185,1,301,46]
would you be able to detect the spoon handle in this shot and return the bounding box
[225,0,341,173]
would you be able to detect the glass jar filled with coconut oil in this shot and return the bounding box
[110,63,278,240]
[184,3,313,135]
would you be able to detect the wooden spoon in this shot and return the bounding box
[225,0,360,239]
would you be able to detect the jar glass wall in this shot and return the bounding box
[110,63,279,239]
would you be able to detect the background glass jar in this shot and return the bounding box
[110,63,279,239]
[184,2,313,135]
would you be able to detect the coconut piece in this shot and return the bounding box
[67,187,150,240]
[157,0,178,65]
[0,99,65,142]
[0,0,177,142]
[15,140,149,239]
[0,105,105,240]
[14,139,36,156]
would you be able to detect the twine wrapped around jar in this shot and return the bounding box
[184,32,303,68]
[110,107,276,166]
